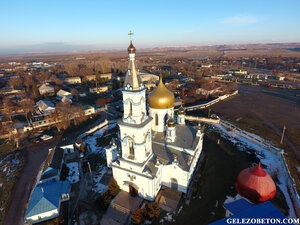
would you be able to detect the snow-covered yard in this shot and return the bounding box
[92,166,108,194]
[80,123,118,194]
[67,162,80,184]
[84,123,117,155]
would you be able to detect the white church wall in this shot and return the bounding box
[161,163,188,193]
[119,121,152,163]
[26,209,59,224]
[149,108,174,132]
[112,166,156,201]
[105,145,118,168]
[122,89,146,124]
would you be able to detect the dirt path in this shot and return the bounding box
[3,137,61,225]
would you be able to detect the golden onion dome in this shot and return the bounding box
[148,77,175,109]
[127,41,136,53]
[166,117,176,127]
[178,105,185,115]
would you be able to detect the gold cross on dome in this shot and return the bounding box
[128,31,134,41]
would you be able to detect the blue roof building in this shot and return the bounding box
[224,198,254,216]
[210,200,289,225]
[25,180,70,224]
[41,147,64,183]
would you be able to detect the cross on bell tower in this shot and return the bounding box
[128,31,134,41]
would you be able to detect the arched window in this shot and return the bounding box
[155,114,158,126]
[128,139,134,159]
[145,133,150,156]
[129,102,133,115]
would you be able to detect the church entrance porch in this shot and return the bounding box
[129,185,138,197]
[155,186,182,213]
[100,191,143,225]
[123,181,139,197]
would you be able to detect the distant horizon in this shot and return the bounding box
[0,41,300,56]
[1,0,300,54]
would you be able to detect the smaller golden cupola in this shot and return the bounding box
[178,105,185,115]
[166,117,176,127]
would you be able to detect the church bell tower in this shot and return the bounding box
[118,31,153,163]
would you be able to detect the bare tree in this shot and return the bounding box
[36,71,50,84]
[54,102,72,131]
[6,122,25,148]
[19,98,34,126]
[72,105,87,126]
[71,88,79,101]
[3,97,15,121]
[8,77,23,88]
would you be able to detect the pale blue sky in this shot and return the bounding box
[0,0,300,53]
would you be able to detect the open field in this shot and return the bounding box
[208,85,300,192]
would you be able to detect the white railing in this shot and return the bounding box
[185,90,238,111]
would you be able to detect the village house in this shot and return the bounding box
[89,86,109,94]
[24,180,70,224]
[39,83,55,95]
[64,76,81,84]
[40,147,65,183]
[36,100,55,114]
[56,89,72,100]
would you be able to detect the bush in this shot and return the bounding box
[96,178,120,211]
[108,178,120,197]
[131,208,145,224]
[145,202,160,219]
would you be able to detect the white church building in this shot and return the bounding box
[105,34,204,201]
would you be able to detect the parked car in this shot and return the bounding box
[40,135,53,141]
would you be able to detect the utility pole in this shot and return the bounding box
[87,161,92,176]
[208,108,211,118]
[280,125,286,144]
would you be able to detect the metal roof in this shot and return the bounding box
[25,180,70,218]
[223,198,254,215]
[210,201,287,225]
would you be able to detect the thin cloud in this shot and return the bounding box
[220,14,260,25]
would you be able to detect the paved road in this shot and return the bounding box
[3,114,111,225]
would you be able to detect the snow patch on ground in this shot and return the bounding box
[84,123,117,155]
[177,206,183,215]
[213,123,297,218]
[92,166,108,194]
[67,162,80,184]
[0,153,23,178]
[163,213,175,222]
[143,220,152,224]
[224,194,242,205]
